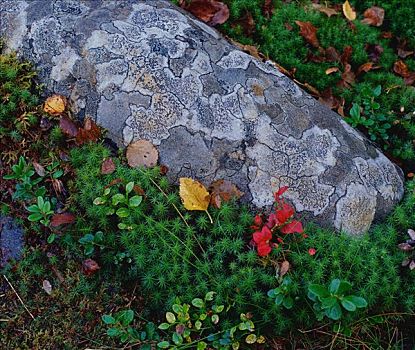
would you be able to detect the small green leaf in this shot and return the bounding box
[267,289,277,298]
[205,291,215,301]
[119,310,134,326]
[197,341,207,350]
[112,193,125,206]
[93,197,105,205]
[341,298,356,312]
[79,234,94,244]
[283,296,294,309]
[232,341,240,350]
[212,305,224,313]
[28,213,42,221]
[157,341,170,349]
[126,181,134,194]
[37,196,44,208]
[347,296,368,308]
[192,298,204,308]
[327,303,342,320]
[321,296,337,309]
[275,294,284,306]
[211,314,219,324]
[195,320,202,330]
[116,207,130,218]
[245,334,257,344]
[308,284,329,298]
[172,304,182,314]
[129,195,142,207]
[199,313,207,321]
[47,234,56,244]
[166,312,176,324]
[329,279,341,294]
[102,314,116,324]
[107,328,121,337]
[172,332,183,345]
[27,204,40,212]
[158,323,170,330]
[337,281,352,295]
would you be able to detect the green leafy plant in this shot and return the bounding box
[102,309,158,345]
[79,231,105,256]
[156,291,264,350]
[93,181,143,223]
[308,279,368,321]
[267,276,297,309]
[3,156,46,200]
[27,196,54,226]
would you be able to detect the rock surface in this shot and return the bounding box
[0,0,405,234]
[0,216,24,267]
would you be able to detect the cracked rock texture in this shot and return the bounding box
[0,0,405,235]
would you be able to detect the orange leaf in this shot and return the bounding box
[179,177,210,211]
[342,0,356,21]
[357,62,376,75]
[75,117,101,145]
[394,60,410,78]
[182,0,229,26]
[362,6,384,27]
[295,21,320,48]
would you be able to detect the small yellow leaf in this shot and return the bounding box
[342,0,356,21]
[179,177,210,211]
[43,94,66,116]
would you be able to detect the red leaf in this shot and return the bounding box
[59,116,79,137]
[82,259,100,276]
[182,0,229,26]
[281,220,304,234]
[361,6,384,27]
[75,117,101,145]
[276,203,295,225]
[101,158,116,175]
[308,248,316,256]
[295,21,320,48]
[274,186,289,201]
[50,212,76,227]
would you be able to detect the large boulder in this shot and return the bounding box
[0,0,405,235]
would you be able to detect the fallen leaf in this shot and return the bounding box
[398,48,414,59]
[42,280,52,295]
[279,260,290,277]
[209,179,244,208]
[357,62,376,75]
[394,60,410,78]
[133,185,146,196]
[362,6,384,26]
[104,178,123,189]
[263,0,274,17]
[126,140,159,168]
[101,158,116,175]
[325,67,339,75]
[295,21,320,48]
[312,3,339,17]
[366,44,383,63]
[75,117,101,145]
[284,22,293,31]
[179,177,210,211]
[398,242,414,251]
[59,116,79,137]
[325,47,341,62]
[50,212,76,227]
[33,161,45,177]
[82,259,100,276]
[404,73,415,86]
[381,31,393,39]
[338,64,355,88]
[239,11,255,36]
[340,46,353,66]
[182,0,229,26]
[408,229,415,240]
[319,88,340,110]
[43,94,67,116]
[160,164,169,175]
[410,260,415,270]
[342,0,356,21]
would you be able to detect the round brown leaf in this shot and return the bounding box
[101,158,116,175]
[59,116,79,137]
[362,6,384,27]
[126,140,159,168]
[82,259,100,276]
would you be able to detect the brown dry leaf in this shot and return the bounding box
[325,67,339,75]
[394,60,410,78]
[82,259,100,276]
[133,185,146,196]
[209,179,244,208]
[340,46,353,66]
[405,73,415,86]
[182,0,229,26]
[44,95,67,116]
[126,140,159,168]
[325,47,341,62]
[366,44,383,63]
[33,161,45,177]
[410,260,415,270]
[59,116,79,137]
[342,0,356,21]
[362,6,384,26]
[398,48,414,59]
[179,177,210,211]
[42,280,52,295]
[50,212,76,227]
[340,64,356,87]
[295,21,320,48]
[279,260,290,277]
[263,0,274,17]
[357,62,377,75]
[319,88,340,110]
[104,178,123,189]
[101,158,116,175]
[311,3,339,17]
[160,164,169,175]
[75,117,101,145]
[239,11,255,36]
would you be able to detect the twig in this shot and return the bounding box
[2,274,35,320]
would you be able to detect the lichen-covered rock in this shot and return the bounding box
[0,0,405,235]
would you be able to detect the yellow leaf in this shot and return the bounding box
[43,94,67,116]
[342,0,356,21]
[179,177,210,211]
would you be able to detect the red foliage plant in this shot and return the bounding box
[251,187,304,257]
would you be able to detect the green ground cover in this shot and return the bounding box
[1,1,415,347]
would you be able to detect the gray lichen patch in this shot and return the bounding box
[0,0,405,235]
